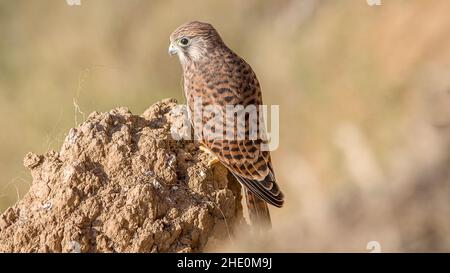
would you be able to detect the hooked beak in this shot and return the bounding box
[168,43,178,56]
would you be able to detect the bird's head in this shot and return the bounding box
[169,21,224,67]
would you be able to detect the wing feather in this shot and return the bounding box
[187,52,285,208]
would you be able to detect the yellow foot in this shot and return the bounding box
[199,145,220,167]
[207,157,220,167]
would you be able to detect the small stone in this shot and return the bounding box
[42,201,53,211]
[151,179,162,190]
[23,152,42,169]
[63,166,76,183]
[0,218,8,230]
[66,128,79,145]
[68,241,81,253]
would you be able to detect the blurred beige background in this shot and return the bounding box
[1,0,450,252]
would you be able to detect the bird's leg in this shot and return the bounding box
[199,145,220,167]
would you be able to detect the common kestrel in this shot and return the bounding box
[169,21,284,228]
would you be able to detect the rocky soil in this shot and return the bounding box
[0,98,243,253]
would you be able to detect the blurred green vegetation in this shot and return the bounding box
[1,0,450,251]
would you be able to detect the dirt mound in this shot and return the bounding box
[0,98,243,253]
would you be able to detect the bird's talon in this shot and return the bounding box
[207,157,220,168]
[198,145,220,167]
[198,145,210,154]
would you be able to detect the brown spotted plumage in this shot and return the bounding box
[169,21,284,227]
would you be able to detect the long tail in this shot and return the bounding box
[245,188,272,230]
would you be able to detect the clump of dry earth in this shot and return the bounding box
[0,98,244,253]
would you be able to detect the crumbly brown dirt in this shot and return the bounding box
[0,98,244,253]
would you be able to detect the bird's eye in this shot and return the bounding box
[178,37,190,47]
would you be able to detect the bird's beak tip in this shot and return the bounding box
[168,44,177,56]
